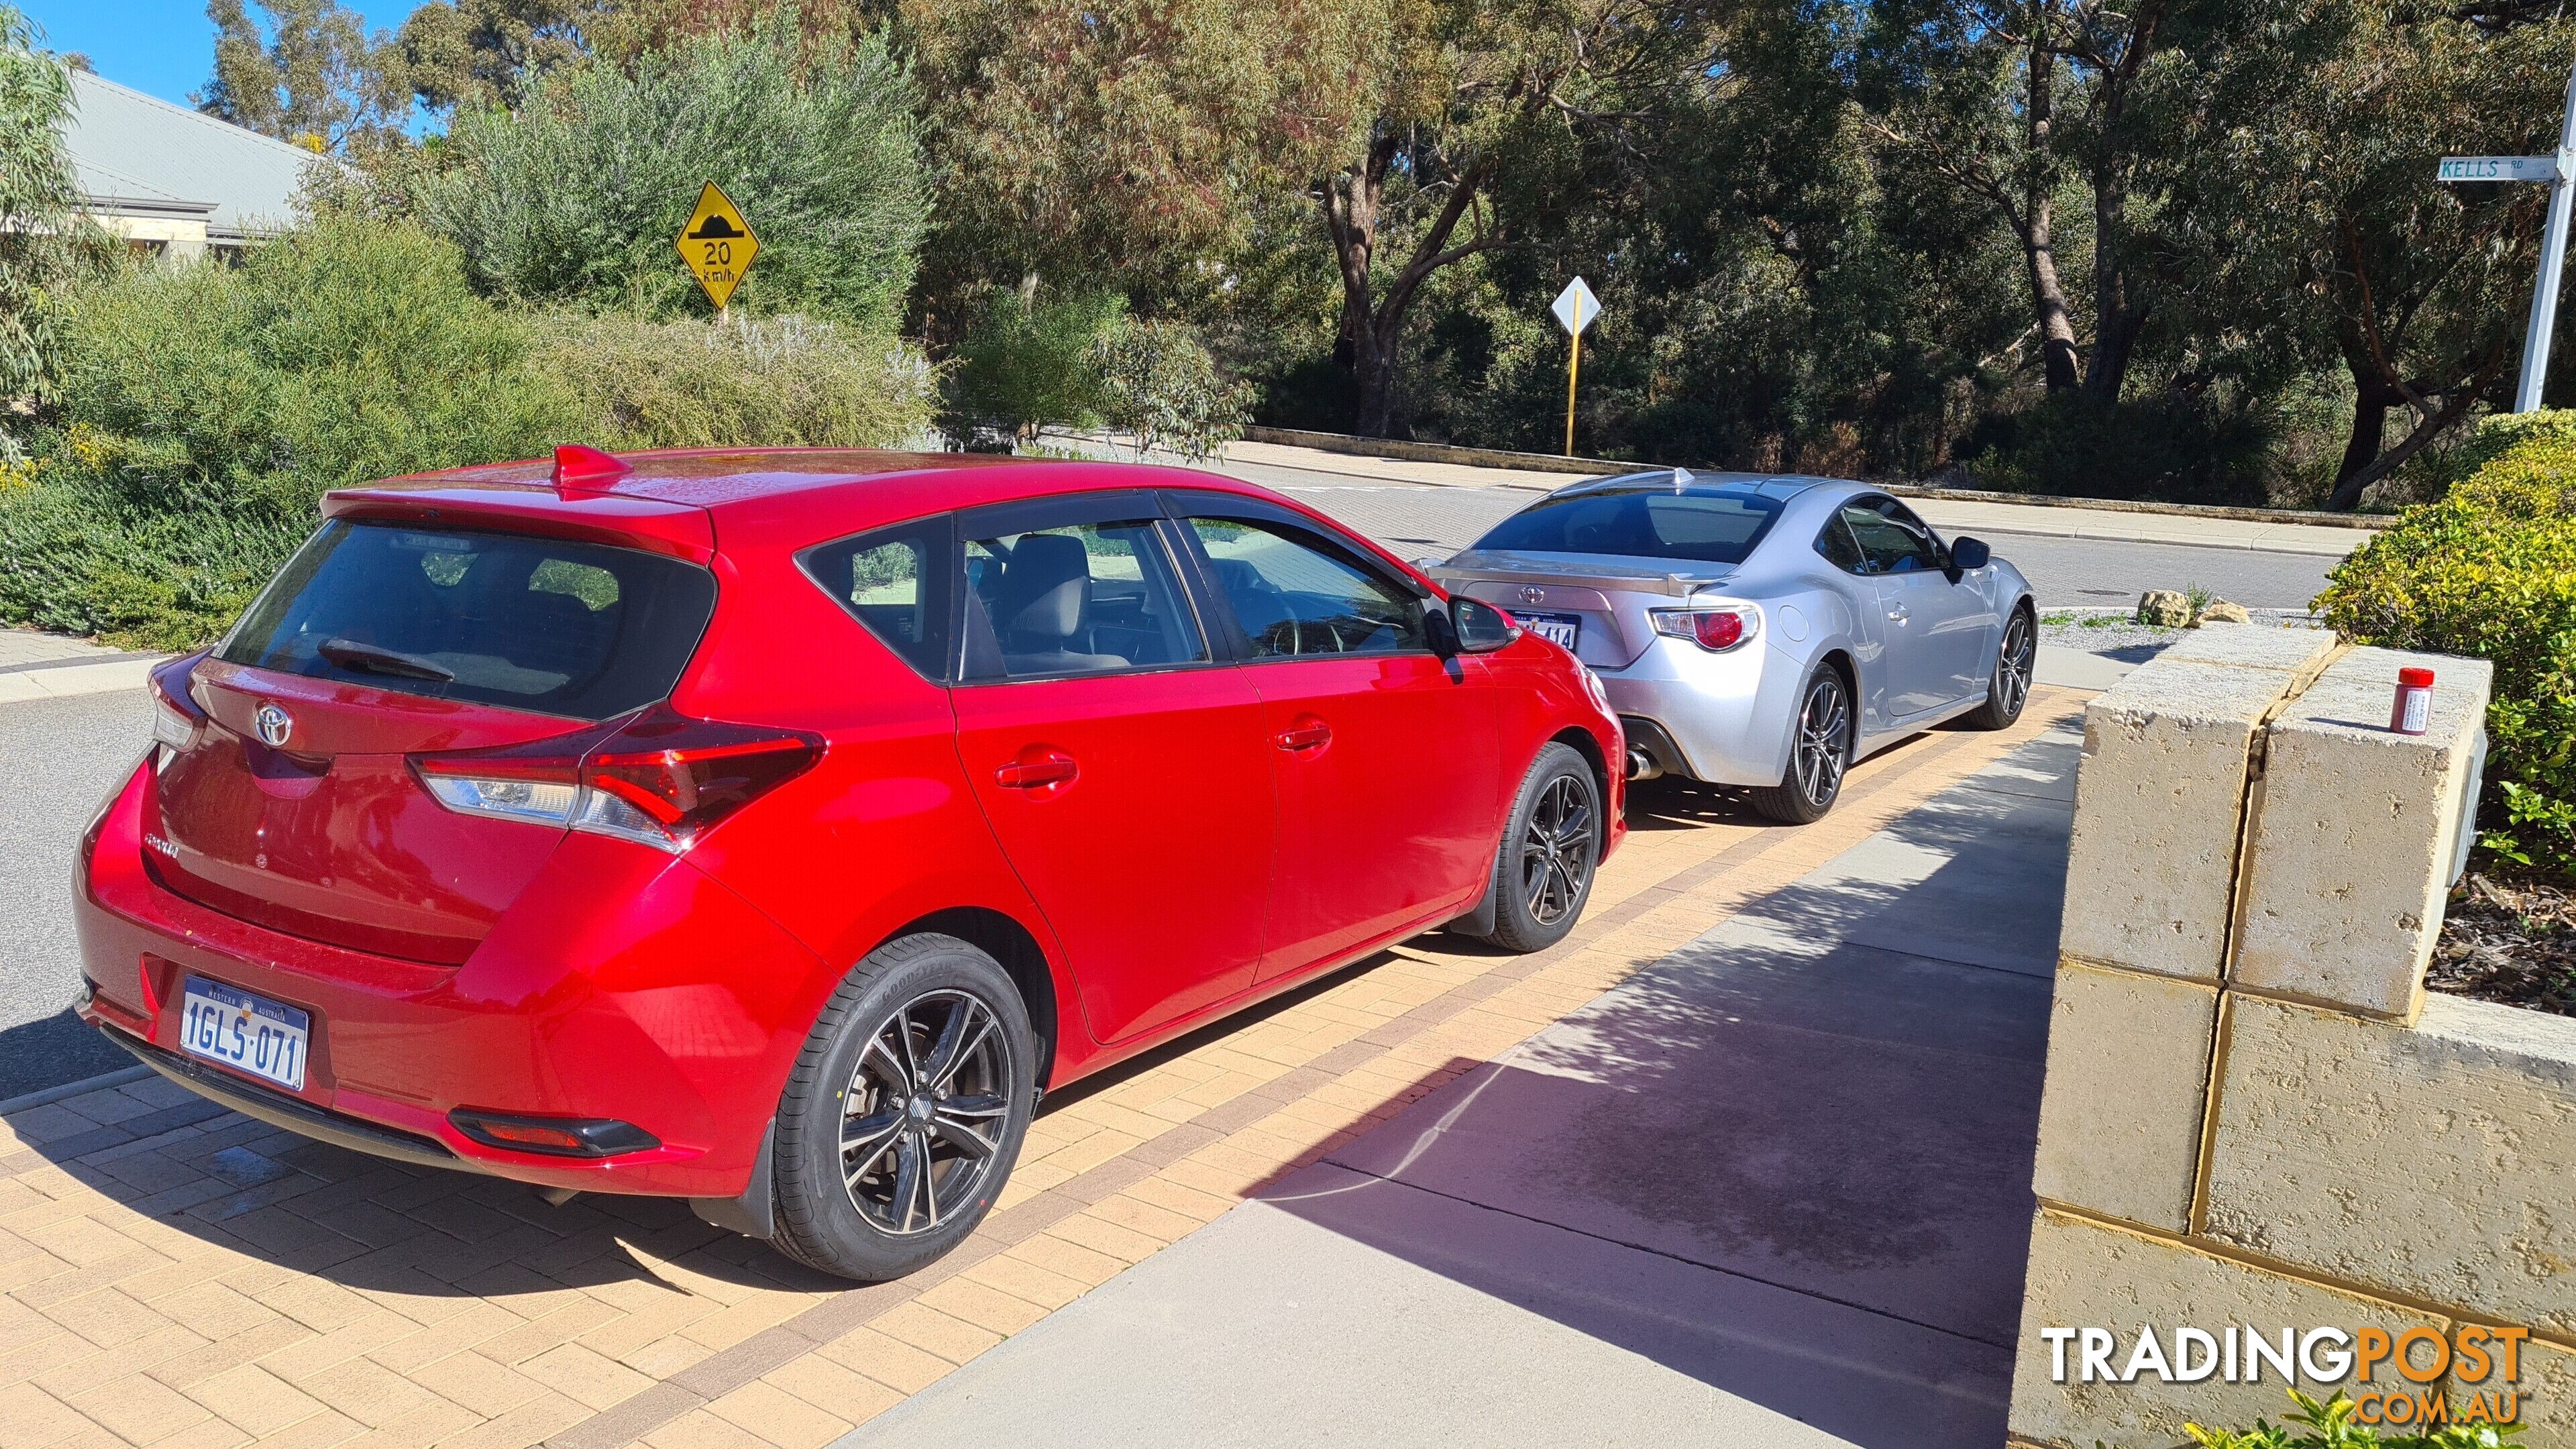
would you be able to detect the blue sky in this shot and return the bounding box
[21,1,421,109]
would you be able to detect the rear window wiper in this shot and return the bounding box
[319,638,456,683]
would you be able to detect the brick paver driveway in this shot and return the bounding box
[0,690,2083,1449]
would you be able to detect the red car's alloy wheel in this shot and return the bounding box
[839,989,1014,1237]
[1519,775,1597,928]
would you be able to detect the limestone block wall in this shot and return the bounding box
[2010,629,2576,1448]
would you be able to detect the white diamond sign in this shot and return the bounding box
[1551,276,1600,337]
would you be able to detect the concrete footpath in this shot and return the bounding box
[0,633,157,706]
[835,719,2082,1449]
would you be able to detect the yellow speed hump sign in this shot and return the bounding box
[677,182,759,312]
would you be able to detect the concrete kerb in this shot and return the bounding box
[0,1063,150,1116]
[0,652,163,704]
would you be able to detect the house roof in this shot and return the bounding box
[62,70,323,239]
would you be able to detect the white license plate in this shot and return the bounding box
[1520,612,1582,651]
[179,977,311,1092]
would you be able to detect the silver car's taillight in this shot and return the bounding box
[1650,603,1762,652]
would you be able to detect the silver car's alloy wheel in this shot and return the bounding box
[1519,774,1596,926]
[1996,612,2034,719]
[1793,673,1851,807]
[839,990,1012,1238]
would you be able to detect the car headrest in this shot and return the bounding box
[996,534,1091,643]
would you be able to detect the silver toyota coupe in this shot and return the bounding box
[1432,471,2036,822]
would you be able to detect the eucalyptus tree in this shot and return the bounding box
[0,5,94,399]
[2140,1,2576,506]
[1859,0,2172,400]
[199,0,409,152]
[392,0,613,113]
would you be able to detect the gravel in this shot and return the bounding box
[2037,606,2324,660]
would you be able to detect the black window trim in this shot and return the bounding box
[1159,488,1443,665]
[1813,513,1868,578]
[1837,492,1950,577]
[951,491,1227,688]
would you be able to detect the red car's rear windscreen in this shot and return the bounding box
[218,521,718,722]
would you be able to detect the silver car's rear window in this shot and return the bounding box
[1472,488,1783,565]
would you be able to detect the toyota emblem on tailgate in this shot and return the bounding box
[1518,586,1546,606]
[254,703,293,747]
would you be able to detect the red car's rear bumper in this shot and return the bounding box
[76,760,819,1199]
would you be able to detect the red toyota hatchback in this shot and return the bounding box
[76,447,1623,1280]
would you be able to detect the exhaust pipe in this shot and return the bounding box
[1625,747,1662,782]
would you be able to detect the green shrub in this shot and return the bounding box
[50,213,572,505]
[1092,317,1252,462]
[0,215,576,645]
[2316,430,2576,877]
[2381,407,2576,508]
[422,9,926,328]
[0,465,307,649]
[529,311,936,451]
[951,290,1249,459]
[0,7,101,399]
[950,289,1128,439]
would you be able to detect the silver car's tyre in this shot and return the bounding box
[771,933,1034,1282]
[1749,663,1852,824]
[1964,605,2035,731]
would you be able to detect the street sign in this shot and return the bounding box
[1551,278,1601,456]
[676,181,759,315]
[2438,155,2564,183]
[2438,64,2576,411]
[1551,276,1600,336]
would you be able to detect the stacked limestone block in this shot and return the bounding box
[2011,627,2573,1448]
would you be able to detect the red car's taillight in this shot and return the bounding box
[411,706,823,853]
[148,654,208,753]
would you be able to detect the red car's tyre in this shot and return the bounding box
[1475,743,1601,954]
[770,933,1036,1281]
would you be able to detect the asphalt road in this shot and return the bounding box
[0,689,152,1099]
[0,480,2338,1099]
[1268,482,2341,610]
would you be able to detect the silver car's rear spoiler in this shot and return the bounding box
[1431,550,1736,599]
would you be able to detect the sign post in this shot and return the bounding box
[676,182,760,323]
[2438,60,2576,411]
[1550,276,1601,456]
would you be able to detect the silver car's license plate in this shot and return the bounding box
[1519,612,1582,650]
[180,976,311,1092]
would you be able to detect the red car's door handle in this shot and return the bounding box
[1274,720,1332,752]
[995,752,1078,788]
